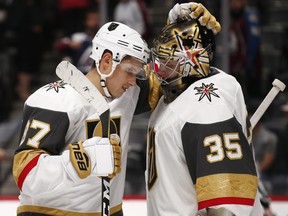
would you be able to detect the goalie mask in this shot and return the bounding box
[150,19,215,103]
[90,22,150,97]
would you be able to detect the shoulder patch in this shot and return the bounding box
[194,83,220,102]
[45,80,67,93]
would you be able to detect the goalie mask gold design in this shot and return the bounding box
[150,19,215,103]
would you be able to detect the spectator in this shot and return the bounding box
[252,119,278,202]
[0,111,22,190]
[229,0,263,100]
[0,39,13,122]
[0,148,8,161]
[0,112,22,156]
[6,0,45,101]
[253,122,277,177]
[0,1,8,51]
[57,0,95,36]
[55,7,101,73]
[114,0,145,37]
[271,102,288,177]
[135,0,154,45]
[0,147,8,187]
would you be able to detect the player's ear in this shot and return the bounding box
[99,52,113,75]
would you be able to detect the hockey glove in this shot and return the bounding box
[167,3,221,34]
[108,134,121,179]
[63,134,121,182]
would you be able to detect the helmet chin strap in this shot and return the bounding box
[96,61,117,98]
[100,75,112,98]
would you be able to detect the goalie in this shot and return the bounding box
[146,14,263,216]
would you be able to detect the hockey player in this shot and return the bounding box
[12,3,221,216]
[146,19,263,215]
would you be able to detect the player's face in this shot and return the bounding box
[107,57,145,98]
[157,59,179,79]
[152,56,182,84]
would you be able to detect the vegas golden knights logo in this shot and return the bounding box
[148,128,157,190]
[86,116,121,140]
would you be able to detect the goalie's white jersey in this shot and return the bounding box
[146,68,263,216]
[13,80,141,215]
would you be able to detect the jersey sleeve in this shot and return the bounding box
[181,116,258,214]
[13,104,69,192]
[135,73,162,115]
[13,92,93,195]
[17,104,69,155]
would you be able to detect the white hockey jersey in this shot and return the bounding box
[13,79,143,215]
[146,68,263,216]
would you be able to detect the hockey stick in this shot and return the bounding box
[56,61,111,216]
[250,79,286,129]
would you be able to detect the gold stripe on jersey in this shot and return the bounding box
[13,149,48,185]
[195,173,258,202]
[17,203,123,216]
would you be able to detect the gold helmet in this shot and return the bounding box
[150,19,215,103]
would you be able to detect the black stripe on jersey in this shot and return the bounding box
[16,105,69,155]
[181,116,257,184]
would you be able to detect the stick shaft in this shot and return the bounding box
[250,79,286,129]
[56,61,111,216]
[250,84,284,129]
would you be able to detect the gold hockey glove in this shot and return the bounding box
[68,135,121,180]
[167,2,221,34]
[108,134,121,179]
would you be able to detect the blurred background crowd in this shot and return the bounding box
[0,0,288,199]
